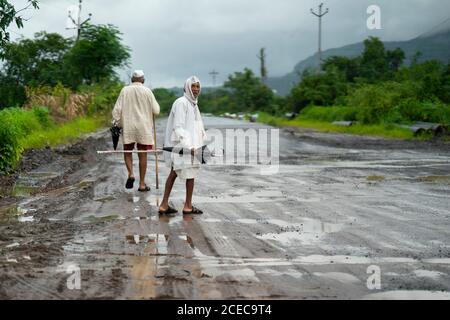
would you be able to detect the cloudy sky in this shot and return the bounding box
[8,0,450,88]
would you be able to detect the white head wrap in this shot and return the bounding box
[184,76,201,105]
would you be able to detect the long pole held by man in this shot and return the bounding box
[153,113,159,189]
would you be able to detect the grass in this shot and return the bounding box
[257,112,415,140]
[19,116,107,150]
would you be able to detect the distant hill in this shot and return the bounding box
[267,28,450,96]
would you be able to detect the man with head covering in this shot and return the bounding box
[159,76,206,215]
[112,70,160,192]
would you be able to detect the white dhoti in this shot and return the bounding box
[175,167,200,180]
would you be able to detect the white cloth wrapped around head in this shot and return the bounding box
[184,76,201,105]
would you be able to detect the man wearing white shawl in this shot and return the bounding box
[159,76,206,215]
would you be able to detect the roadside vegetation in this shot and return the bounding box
[199,37,450,139]
[0,24,129,173]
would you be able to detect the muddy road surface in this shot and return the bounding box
[1,117,449,300]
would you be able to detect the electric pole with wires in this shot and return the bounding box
[209,69,219,87]
[66,0,92,41]
[310,3,329,65]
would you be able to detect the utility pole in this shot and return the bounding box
[209,69,219,87]
[67,0,92,41]
[257,48,268,84]
[310,3,329,65]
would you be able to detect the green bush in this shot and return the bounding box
[299,106,359,122]
[0,107,54,172]
[79,81,123,115]
[0,109,26,172]
[32,106,53,128]
[346,81,420,124]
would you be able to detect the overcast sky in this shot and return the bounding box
[8,0,450,88]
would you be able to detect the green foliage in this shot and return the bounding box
[0,107,47,172]
[64,24,130,87]
[396,99,450,124]
[289,67,349,112]
[0,0,39,47]
[299,106,358,122]
[0,105,104,173]
[153,88,177,115]
[256,112,414,140]
[32,106,52,128]
[19,117,104,150]
[322,56,360,82]
[346,81,419,124]
[79,81,123,115]
[0,24,130,108]
[224,68,275,113]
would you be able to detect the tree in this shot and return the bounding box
[257,48,268,84]
[322,56,360,82]
[0,24,131,108]
[0,0,39,48]
[359,37,389,81]
[1,32,72,86]
[289,68,348,112]
[153,88,177,115]
[386,48,405,73]
[0,31,71,108]
[64,24,130,88]
[441,61,450,103]
[224,68,274,113]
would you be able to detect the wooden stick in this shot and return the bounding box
[153,114,160,190]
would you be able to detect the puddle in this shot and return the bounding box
[367,176,386,182]
[255,218,343,245]
[15,172,60,189]
[6,242,20,248]
[125,234,170,255]
[415,175,450,184]
[18,216,35,222]
[257,268,303,279]
[413,270,446,280]
[313,272,361,284]
[0,205,35,224]
[84,215,124,223]
[62,234,108,253]
[202,218,222,223]
[363,290,450,300]
[164,190,286,204]
[93,195,116,202]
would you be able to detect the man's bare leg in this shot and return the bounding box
[137,152,148,189]
[159,168,177,211]
[124,153,133,178]
[183,179,194,212]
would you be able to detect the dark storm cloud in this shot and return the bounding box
[9,0,450,87]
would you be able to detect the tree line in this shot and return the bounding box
[200,37,450,125]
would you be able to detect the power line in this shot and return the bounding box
[415,16,450,39]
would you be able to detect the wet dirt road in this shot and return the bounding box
[1,117,449,300]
